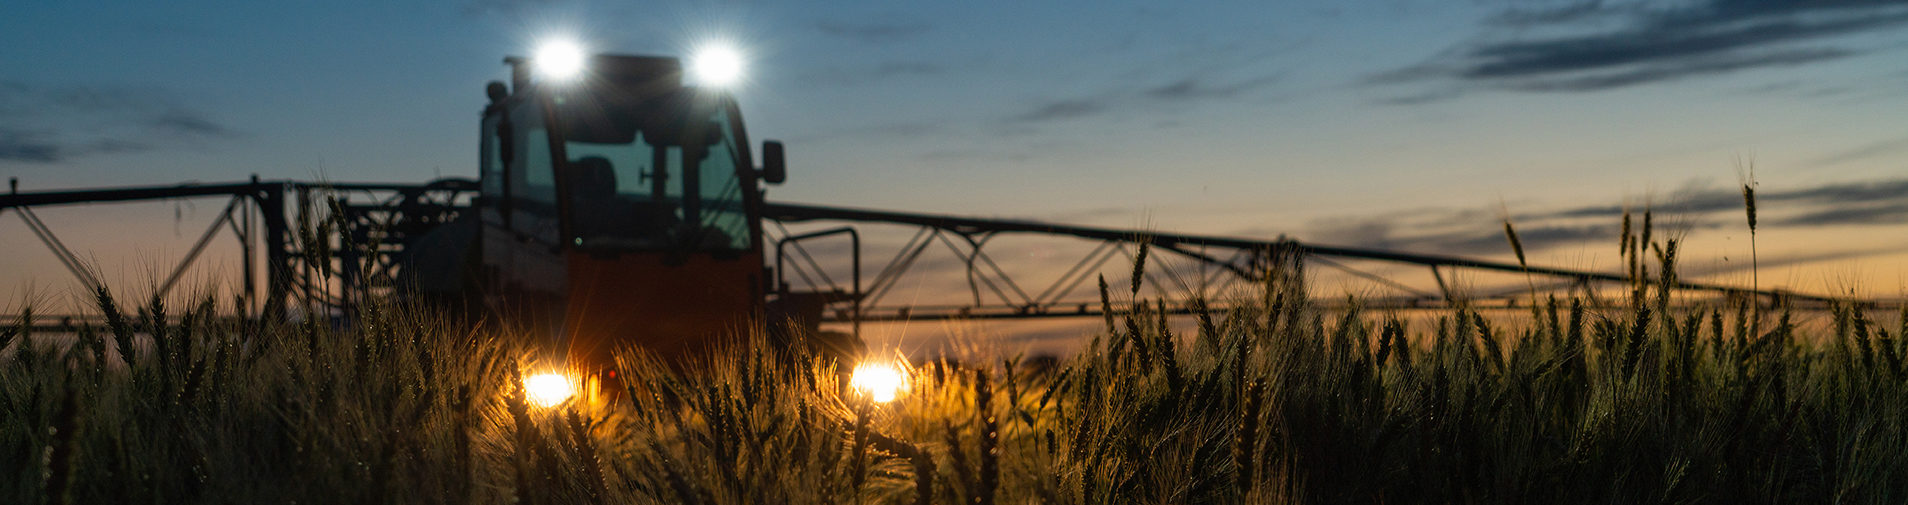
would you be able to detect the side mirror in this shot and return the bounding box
[760,140,786,185]
[485,81,509,106]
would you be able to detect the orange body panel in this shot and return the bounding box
[560,250,763,370]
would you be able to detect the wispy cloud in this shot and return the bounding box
[152,109,234,137]
[462,0,560,17]
[816,20,932,44]
[1781,202,1908,226]
[1011,98,1108,123]
[0,81,231,164]
[804,60,944,87]
[1006,72,1281,124]
[868,61,940,77]
[1373,0,1908,100]
[0,128,153,163]
[916,148,1033,163]
[1145,74,1283,101]
[1301,212,1635,257]
[1809,135,1908,166]
[0,128,62,163]
[1483,0,1625,27]
[1294,176,1908,257]
[1501,48,1854,92]
[1535,178,1908,220]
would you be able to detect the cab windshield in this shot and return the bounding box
[552,88,751,252]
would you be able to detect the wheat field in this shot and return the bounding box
[5,208,1908,504]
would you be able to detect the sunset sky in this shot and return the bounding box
[5,0,1908,324]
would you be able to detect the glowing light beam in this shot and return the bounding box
[524,373,576,408]
[851,361,910,403]
[534,40,588,82]
[689,44,745,87]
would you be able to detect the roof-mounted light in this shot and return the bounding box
[534,40,588,82]
[689,43,745,88]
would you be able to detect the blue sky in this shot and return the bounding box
[5,0,1908,313]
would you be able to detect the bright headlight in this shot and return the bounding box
[524,372,576,408]
[850,361,909,403]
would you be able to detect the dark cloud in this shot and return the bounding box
[1300,176,1908,257]
[869,61,941,78]
[779,120,947,146]
[1306,214,1624,257]
[1501,48,1854,92]
[1461,17,1887,80]
[871,122,944,137]
[917,149,1033,163]
[992,35,1288,126]
[0,129,61,163]
[839,121,945,140]
[1144,74,1282,101]
[1539,178,1908,221]
[1484,0,1626,27]
[1305,216,1402,250]
[152,109,234,137]
[1146,80,1210,99]
[1541,193,1737,219]
[461,0,560,17]
[1007,71,1280,124]
[1374,89,1465,106]
[1034,206,1138,223]
[1781,202,1908,226]
[816,20,931,44]
[1428,223,1621,256]
[805,60,943,87]
[1011,99,1106,123]
[84,138,153,154]
[1809,136,1908,166]
[1775,178,1908,204]
[1374,0,1908,99]
[1676,246,1904,280]
[0,129,153,164]
[0,81,230,164]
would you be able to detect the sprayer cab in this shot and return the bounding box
[475,51,786,374]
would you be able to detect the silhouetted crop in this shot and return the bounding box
[4,207,1906,504]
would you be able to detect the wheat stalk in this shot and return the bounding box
[974,369,999,505]
[1236,379,1265,493]
[1130,237,1150,296]
[1739,157,1760,336]
[1504,218,1539,312]
[41,380,83,505]
[866,430,935,505]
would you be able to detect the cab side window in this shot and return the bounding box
[479,113,505,214]
[506,99,560,243]
[509,101,557,215]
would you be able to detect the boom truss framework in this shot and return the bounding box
[761,203,1850,322]
[0,177,1861,329]
[0,177,475,328]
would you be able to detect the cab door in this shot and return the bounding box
[479,94,571,341]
